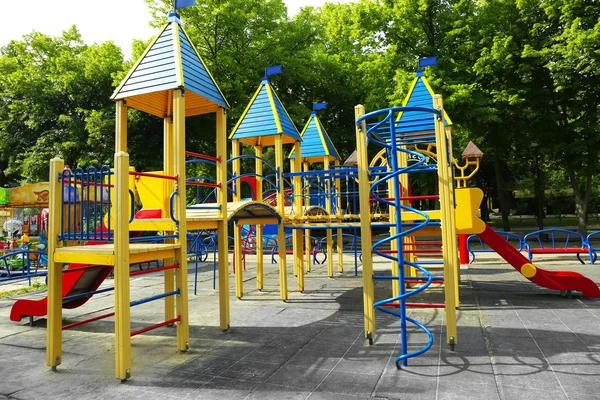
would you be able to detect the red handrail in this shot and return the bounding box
[185,151,220,162]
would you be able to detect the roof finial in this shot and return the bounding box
[169,0,196,21]
[417,56,438,77]
[265,65,283,78]
[312,101,326,116]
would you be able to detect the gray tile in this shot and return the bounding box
[219,359,281,382]
[288,349,342,370]
[332,354,388,375]
[497,385,568,400]
[437,381,500,400]
[307,391,370,399]
[374,374,437,400]
[190,377,259,400]
[266,364,331,391]
[246,383,312,400]
[315,370,380,397]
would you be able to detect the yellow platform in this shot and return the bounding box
[128,201,281,231]
[284,209,440,224]
[187,201,280,229]
[53,243,180,266]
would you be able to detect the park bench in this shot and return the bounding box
[523,229,596,264]
[584,231,600,265]
[466,231,523,263]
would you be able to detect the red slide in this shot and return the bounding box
[10,209,161,321]
[477,224,600,298]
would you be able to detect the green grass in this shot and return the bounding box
[0,281,47,299]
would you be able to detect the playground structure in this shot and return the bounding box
[0,183,49,285]
[7,7,600,382]
[34,12,236,380]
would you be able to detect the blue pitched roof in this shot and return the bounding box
[290,112,340,162]
[395,74,452,135]
[112,18,228,117]
[229,78,301,146]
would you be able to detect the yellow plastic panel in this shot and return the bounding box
[455,187,486,234]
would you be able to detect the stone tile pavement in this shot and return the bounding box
[0,252,599,399]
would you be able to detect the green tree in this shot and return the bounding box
[0,27,124,182]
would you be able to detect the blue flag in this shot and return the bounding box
[418,56,438,68]
[265,65,283,77]
[313,102,327,111]
[175,0,196,10]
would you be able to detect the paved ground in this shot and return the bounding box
[1,252,599,399]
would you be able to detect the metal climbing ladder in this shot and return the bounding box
[355,98,459,368]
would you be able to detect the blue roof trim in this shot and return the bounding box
[113,22,229,111]
[178,26,228,108]
[113,24,178,99]
[291,114,340,160]
[231,80,301,142]
[396,77,451,132]
[271,90,301,141]
[316,118,340,159]
[231,85,279,139]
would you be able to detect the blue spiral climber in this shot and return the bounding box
[357,106,443,368]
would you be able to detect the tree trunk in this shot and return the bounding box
[481,194,490,222]
[566,164,592,235]
[534,154,545,230]
[494,155,511,232]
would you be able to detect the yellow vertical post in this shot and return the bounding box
[115,100,127,153]
[173,89,190,352]
[46,157,64,370]
[275,134,288,301]
[163,116,175,323]
[255,146,264,290]
[335,160,343,273]
[434,95,458,348]
[398,149,417,278]
[114,151,132,380]
[303,161,311,273]
[290,154,299,277]
[388,161,400,299]
[232,140,243,298]
[324,158,333,277]
[445,126,460,306]
[292,142,304,292]
[355,105,375,340]
[216,108,230,330]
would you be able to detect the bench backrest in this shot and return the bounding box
[586,231,600,250]
[523,229,585,249]
[467,231,523,253]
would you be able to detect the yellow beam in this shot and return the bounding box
[128,219,176,231]
[445,125,461,307]
[388,159,399,299]
[434,95,458,348]
[292,141,304,292]
[275,133,288,301]
[46,157,64,370]
[232,140,243,298]
[324,158,333,278]
[335,160,343,273]
[173,89,190,352]
[186,221,219,230]
[163,115,175,324]
[115,100,127,153]
[216,108,230,330]
[114,152,132,381]
[355,105,375,341]
[255,146,264,291]
[303,161,312,274]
